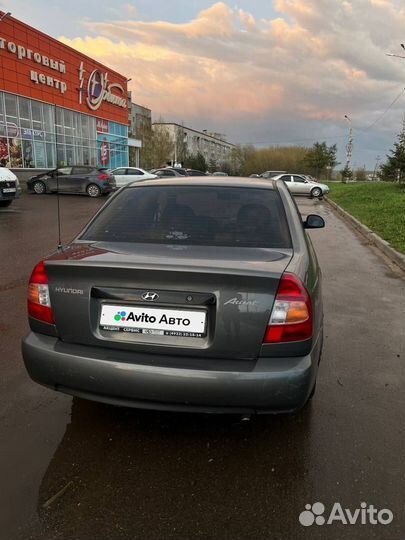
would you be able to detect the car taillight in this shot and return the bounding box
[263,273,312,343]
[27,261,54,324]
[98,173,109,181]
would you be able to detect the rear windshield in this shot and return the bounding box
[81,186,292,248]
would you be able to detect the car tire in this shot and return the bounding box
[32,180,46,194]
[0,199,12,207]
[86,183,101,198]
[310,187,322,198]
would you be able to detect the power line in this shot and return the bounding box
[363,87,405,130]
[235,87,405,147]
[236,134,349,146]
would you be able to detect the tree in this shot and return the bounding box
[302,142,338,178]
[340,164,353,183]
[208,157,217,172]
[380,127,405,182]
[184,152,207,171]
[175,125,188,166]
[236,145,310,177]
[355,167,367,181]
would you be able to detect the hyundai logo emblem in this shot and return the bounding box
[141,292,159,301]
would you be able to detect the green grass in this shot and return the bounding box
[326,182,405,253]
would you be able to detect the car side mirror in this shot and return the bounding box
[304,214,325,229]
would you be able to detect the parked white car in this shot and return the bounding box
[272,173,330,197]
[0,167,21,207]
[111,167,158,188]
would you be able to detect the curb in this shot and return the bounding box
[325,197,405,272]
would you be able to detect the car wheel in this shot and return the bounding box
[310,187,322,198]
[86,183,101,198]
[33,180,46,194]
[0,199,12,207]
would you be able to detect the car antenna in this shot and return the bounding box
[54,105,63,251]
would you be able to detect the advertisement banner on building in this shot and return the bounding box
[0,12,128,124]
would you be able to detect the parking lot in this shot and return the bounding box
[1,193,404,540]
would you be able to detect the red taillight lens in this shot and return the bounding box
[263,273,312,343]
[27,261,54,324]
[98,173,109,181]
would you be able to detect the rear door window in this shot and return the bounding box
[72,166,90,175]
[56,167,72,175]
[81,186,292,248]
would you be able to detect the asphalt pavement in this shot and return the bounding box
[0,192,404,540]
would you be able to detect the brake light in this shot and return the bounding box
[98,173,109,181]
[263,273,312,343]
[27,261,54,324]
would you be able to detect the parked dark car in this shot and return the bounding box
[27,166,116,197]
[186,169,208,176]
[152,168,185,177]
[22,176,325,415]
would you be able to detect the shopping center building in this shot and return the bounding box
[0,11,131,175]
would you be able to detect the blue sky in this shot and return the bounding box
[1,0,405,169]
[0,1,278,38]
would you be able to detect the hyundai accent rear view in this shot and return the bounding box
[22,177,325,414]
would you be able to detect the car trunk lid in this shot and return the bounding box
[45,242,292,360]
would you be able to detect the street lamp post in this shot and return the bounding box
[344,115,353,182]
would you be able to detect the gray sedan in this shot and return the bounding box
[22,177,325,415]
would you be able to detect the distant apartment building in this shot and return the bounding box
[127,93,152,166]
[153,122,234,166]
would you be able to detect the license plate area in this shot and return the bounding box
[99,303,207,339]
[2,188,16,193]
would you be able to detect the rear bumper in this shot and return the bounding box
[22,332,321,414]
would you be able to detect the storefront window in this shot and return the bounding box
[55,107,63,135]
[46,143,55,169]
[65,145,74,166]
[18,98,31,129]
[0,92,128,169]
[4,93,17,119]
[43,105,55,134]
[31,101,43,131]
[22,140,34,168]
[57,144,65,167]
[34,141,46,168]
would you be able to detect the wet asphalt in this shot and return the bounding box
[0,192,404,540]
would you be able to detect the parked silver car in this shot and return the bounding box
[272,174,330,197]
[111,167,157,187]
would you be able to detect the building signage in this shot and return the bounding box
[100,138,110,166]
[79,62,127,112]
[96,118,109,133]
[0,36,67,94]
[0,37,66,73]
[0,12,129,124]
[21,127,45,140]
[0,121,19,138]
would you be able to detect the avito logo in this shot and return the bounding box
[299,502,394,527]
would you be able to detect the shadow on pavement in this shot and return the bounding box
[37,398,314,540]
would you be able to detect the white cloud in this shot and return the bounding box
[60,1,405,165]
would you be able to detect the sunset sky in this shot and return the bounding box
[2,0,405,168]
